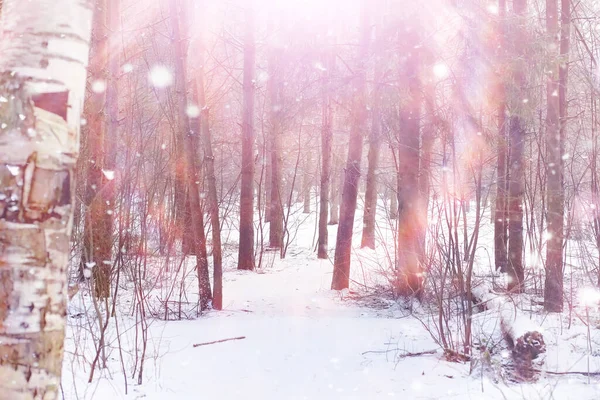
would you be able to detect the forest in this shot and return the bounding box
[1,0,600,399]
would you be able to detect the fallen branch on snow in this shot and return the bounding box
[362,349,437,358]
[533,368,600,377]
[193,336,246,347]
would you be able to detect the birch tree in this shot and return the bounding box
[0,0,93,398]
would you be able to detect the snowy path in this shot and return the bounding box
[137,253,470,400]
[64,236,600,400]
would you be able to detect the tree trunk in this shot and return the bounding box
[303,151,311,214]
[317,49,334,258]
[361,34,383,250]
[506,0,527,293]
[389,175,398,220]
[396,27,423,298]
[494,0,509,273]
[238,4,256,270]
[329,155,340,225]
[544,0,569,312]
[169,0,211,309]
[331,3,369,290]
[192,0,223,310]
[418,83,435,263]
[0,0,93,397]
[81,0,116,299]
[268,45,284,249]
[264,136,272,222]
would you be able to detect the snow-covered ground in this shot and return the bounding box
[62,201,600,399]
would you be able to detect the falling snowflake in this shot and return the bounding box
[314,61,327,72]
[186,104,200,118]
[102,169,115,180]
[123,63,134,73]
[92,80,106,93]
[433,62,449,79]
[148,65,173,88]
[487,4,499,14]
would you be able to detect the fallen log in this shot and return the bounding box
[473,286,546,381]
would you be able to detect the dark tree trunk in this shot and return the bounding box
[318,49,334,258]
[81,0,118,299]
[303,151,311,214]
[396,27,423,298]
[238,4,256,270]
[329,155,340,225]
[361,36,383,250]
[264,137,272,222]
[544,0,569,312]
[389,177,398,220]
[418,87,435,262]
[169,0,211,308]
[193,0,223,310]
[268,45,284,249]
[331,3,369,290]
[494,0,509,273]
[506,0,527,293]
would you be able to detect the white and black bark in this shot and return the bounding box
[0,0,94,397]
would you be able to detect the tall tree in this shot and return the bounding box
[361,23,383,250]
[0,0,94,397]
[494,0,509,273]
[81,0,114,298]
[268,41,284,250]
[169,0,211,309]
[329,155,341,225]
[191,0,223,310]
[506,0,527,292]
[396,25,423,297]
[544,0,570,312]
[331,3,370,290]
[317,48,334,259]
[302,151,311,214]
[238,3,256,270]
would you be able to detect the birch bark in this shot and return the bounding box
[0,0,93,398]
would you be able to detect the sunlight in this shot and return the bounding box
[4,0,597,397]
